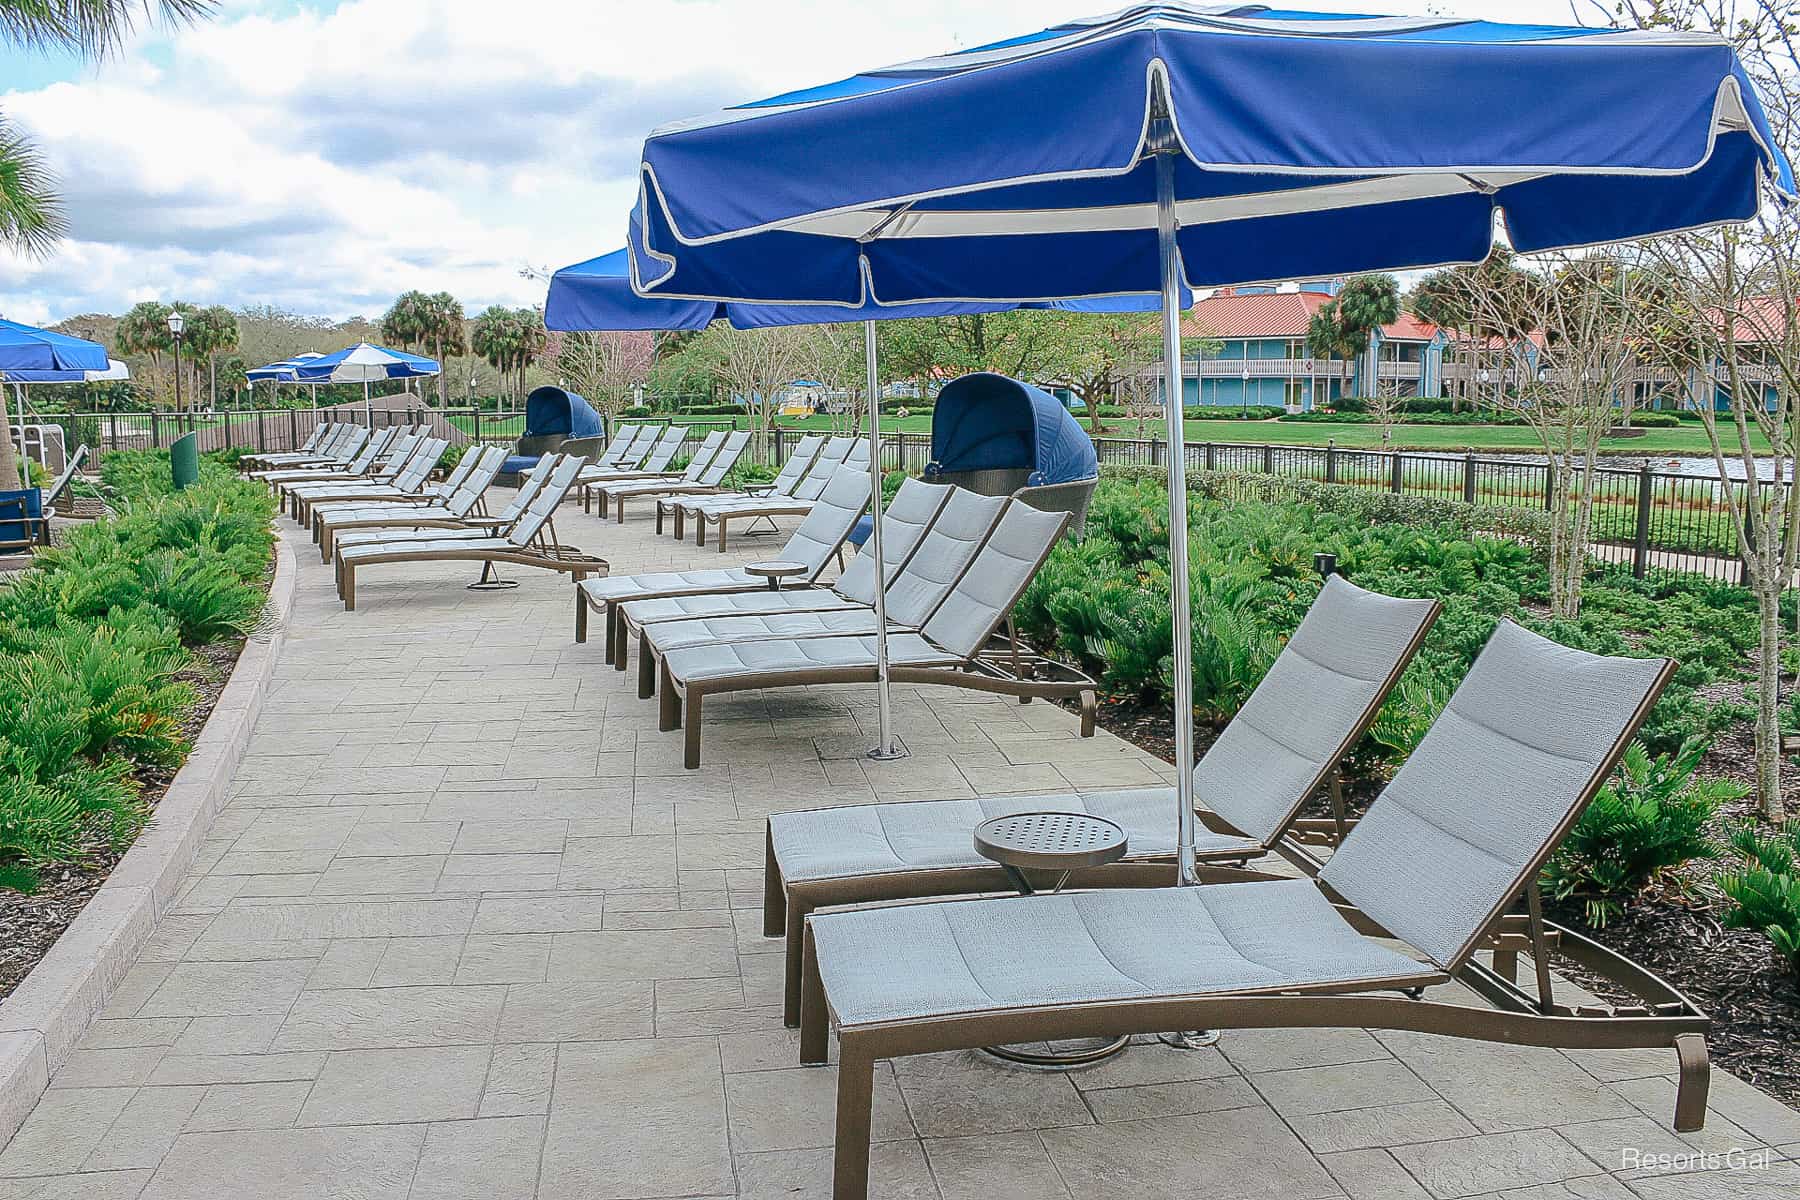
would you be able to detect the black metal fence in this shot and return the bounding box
[24,407,1750,586]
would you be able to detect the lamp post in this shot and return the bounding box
[167,310,186,435]
[1240,367,1251,417]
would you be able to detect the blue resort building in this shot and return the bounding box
[1180,282,1450,411]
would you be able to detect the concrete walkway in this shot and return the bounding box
[2,502,1798,1200]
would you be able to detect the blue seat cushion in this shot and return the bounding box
[848,514,873,547]
[500,454,541,476]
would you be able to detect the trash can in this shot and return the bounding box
[170,431,199,490]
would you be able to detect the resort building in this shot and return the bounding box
[1180,282,1449,410]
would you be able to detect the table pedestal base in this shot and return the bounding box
[981,1034,1132,1069]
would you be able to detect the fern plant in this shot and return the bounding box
[1717,821,1800,976]
[1540,737,1740,927]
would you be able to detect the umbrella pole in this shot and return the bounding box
[364,379,373,425]
[865,319,902,760]
[1153,134,1199,888]
[1154,124,1219,1053]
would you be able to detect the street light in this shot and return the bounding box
[167,310,186,432]
[1241,367,1251,416]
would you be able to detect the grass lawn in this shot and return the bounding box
[447,409,1765,457]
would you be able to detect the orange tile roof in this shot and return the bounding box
[1182,288,1440,342]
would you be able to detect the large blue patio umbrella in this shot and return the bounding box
[547,248,1167,754]
[246,352,326,405]
[292,343,441,420]
[625,4,1792,887]
[0,318,110,382]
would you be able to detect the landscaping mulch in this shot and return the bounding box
[1063,689,1800,1112]
[0,635,243,1004]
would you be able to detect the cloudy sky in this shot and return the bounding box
[1,0,1590,325]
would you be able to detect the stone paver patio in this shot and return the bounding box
[3,500,1799,1200]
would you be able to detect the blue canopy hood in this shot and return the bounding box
[925,373,1098,487]
[523,386,604,438]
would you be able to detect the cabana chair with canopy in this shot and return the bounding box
[655,502,1097,769]
[678,437,865,548]
[574,464,885,661]
[287,438,448,524]
[594,429,751,523]
[612,474,952,676]
[630,486,1005,700]
[313,446,509,561]
[762,575,1438,1025]
[335,455,606,610]
[922,372,1099,535]
[802,624,1688,1200]
[657,432,828,538]
[499,385,606,483]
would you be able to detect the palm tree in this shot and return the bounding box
[0,0,217,490]
[422,293,466,407]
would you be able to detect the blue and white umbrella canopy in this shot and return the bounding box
[291,343,440,384]
[246,352,326,383]
[620,4,1796,891]
[0,318,111,382]
[628,4,1791,306]
[546,248,1184,331]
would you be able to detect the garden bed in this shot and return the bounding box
[0,450,277,1001]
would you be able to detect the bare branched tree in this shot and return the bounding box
[707,324,809,463]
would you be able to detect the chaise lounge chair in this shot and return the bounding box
[248,425,373,481]
[655,501,1098,769]
[584,429,725,517]
[800,622,1689,1200]
[761,575,1440,1024]
[631,486,1009,701]
[335,454,605,610]
[657,433,836,539]
[604,474,950,672]
[287,437,447,523]
[578,425,689,500]
[240,423,336,471]
[572,464,887,662]
[684,439,870,550]
[595,430,752,523]
[309,446,504,558]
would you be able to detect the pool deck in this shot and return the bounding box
[1,501,1797,1200]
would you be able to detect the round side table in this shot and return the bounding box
[744,559,808,591]
[973,812,1132,1068]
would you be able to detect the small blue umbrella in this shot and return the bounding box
[624,4,1792,880]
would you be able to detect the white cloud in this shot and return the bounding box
[0,0,1592,324]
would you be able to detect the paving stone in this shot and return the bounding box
[1289,1098,1483,1154]
[1379,1031,1636,1133]
[313,854,447,895]
[0,1170,153,1200]
[1319,1148,1435,1199]
[47,1046,169,1089]
[479,1045,555,1118]
[538,1038,731,1200]
[298,1046,490,1125]
[450,820,568,854]
[198,899,476,943]
[453,934,551,984]
[724,1065,913,1152]
[82,1088,205,1171]
[734,1141,940,1200]
[1081,1075,1263,1122]
[270,986,506,1051]
[891,1052,1090,1139]
[147,1052,325,1086]
[136,1126,425,1200]
[1218,1026,1394,1074]
[166,1017,279,1056]
[1251,1058,1436,1117]
[1391,1130,1602,1198]
[1622,1159,1800,1198]
[545,928,736,981]
[337,819,461,857]
[135,960,313,1018]
[184,1081,313,1132]
[924,1133,1073,1200]
[77,1020,189,1052]
[408,1117,544,1200]
[1042,1107,1341,1199]
[370,936,465,986]
[495,981,653,1042]
[0,1090,134,1177]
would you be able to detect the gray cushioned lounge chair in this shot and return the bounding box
[760,575,1439,1024]
[630,487,1007,700]
[312,446,508,560]
[658,433,840,539]
[655,501,1097,769]
[249,425,372,481]
[684,439,871,550]
[335,455,604,610]
[585,429,726,517]
[801,621,1686,1200]
[577,425,687,498]
[595,430,752,522]
[240,422,337,471]
[288,438,447,523]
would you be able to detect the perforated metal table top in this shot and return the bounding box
[973,811,1127,872]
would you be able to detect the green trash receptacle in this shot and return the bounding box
[170,432,199,490]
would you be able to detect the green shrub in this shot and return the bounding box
[1624,412,1681,428]
[1540,737,1740,927]
[136,549,265,644]
[621,405,653,417]
[0,744,141,893]
[1188,405,1288,421]
[1718,821,1800,976]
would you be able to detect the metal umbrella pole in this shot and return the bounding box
[1151,113,1217,1051]
[864,318,901,760]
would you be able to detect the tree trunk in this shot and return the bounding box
[1756,586,1787,821]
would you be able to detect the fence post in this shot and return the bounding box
[256,410,266,452]
[1325,440,1337,484]
[1632,465,1654,580]
[473,408,483,444]
[222,412,232,450]
[1462,454,1477,504]
[151,411,162,448]
[1150,436,1165,467]
[1261,444,1274,474]
[108,413,119,451]
[1390,451,1404,494]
